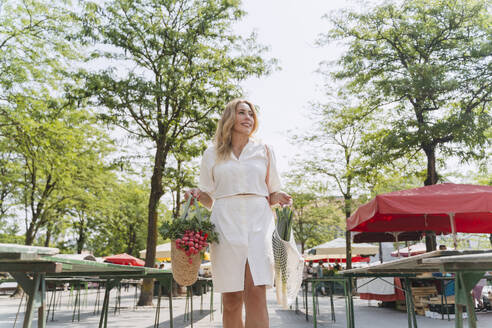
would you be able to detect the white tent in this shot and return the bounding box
[139,242,171,259]
[391,242,426,257]
[55,253,97,261]
[311,238,378,256]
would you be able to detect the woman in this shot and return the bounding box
[185,99,292,328]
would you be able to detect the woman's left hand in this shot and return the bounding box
[269,191,292,207]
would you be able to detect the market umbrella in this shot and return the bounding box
[390,243,426,257]
[139,242,171,259]
[352,231,424,243]
[311,238,378,256]
[348,183,492,248]
[104,253,145,266]
[304,254,370,263]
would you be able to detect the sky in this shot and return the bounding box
[232,0,354,174]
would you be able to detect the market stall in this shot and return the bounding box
[336,250,489,328]
[139,243,171,261]
[104,253,145,266]
[348,183,492,248]
[309,238,378,256]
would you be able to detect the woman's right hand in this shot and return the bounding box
[184,188,201,204]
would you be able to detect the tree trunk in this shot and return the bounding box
[25,222,36,246]
[175,160,182,218]
[76,223,85,254]
[423,145,438,186]
[345,230,352,270]
[44,228,51,247]
[344,196,352,270]
[126,225,136,255]
[138,141,166,306]
[423,145,438,251]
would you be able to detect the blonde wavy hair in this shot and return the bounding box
[214,99,258,161]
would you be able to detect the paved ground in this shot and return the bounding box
[1,287,492,327]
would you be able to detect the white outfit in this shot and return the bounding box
[198,139,282,293]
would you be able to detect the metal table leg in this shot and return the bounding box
[190,286,194,328]
[403,277,418,328]
[312,281,317,328]
[458,273,477,328]
[443,281,450,321]
[305,280,309,321]
[10,272,46,328]
[329,282,335,322]
[153,280,162,328]
[98,279,120,328]
[210,282,214,321]
[169,276,174,328]
[345,278,355,328]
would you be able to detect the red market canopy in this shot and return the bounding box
[329,256,369,263]
[348,184,492,234]
[304,255,369,263]
[352,231,424,243]
[104,253,145,267]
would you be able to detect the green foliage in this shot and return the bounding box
[159,200,218,244]
[284,187,345,253]
[0,224,24,244]
[0,0,80,94]
[323,0,492,185]
[83,179,150,257]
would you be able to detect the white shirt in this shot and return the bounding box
[198,139,282,206]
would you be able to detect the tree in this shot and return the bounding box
[79,0,274,305]
[322,0,492,188]
[85,180,150,257]
[0,144,21,221]
[323,0,492,250]
[0,0,98,248]
[286,189,344,254]
[1,100,111,246]
[0,0,78,94]
[292,97,374,269]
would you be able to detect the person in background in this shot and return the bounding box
[306,261,314,277]
[316,262,327,296]
[473,278,487,311]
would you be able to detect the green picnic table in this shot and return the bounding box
[335,250,492,328]
[423,252,492,328]
[0,243,173,328]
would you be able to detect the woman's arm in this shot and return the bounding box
[269,191,292,206]
[184,188,214,210]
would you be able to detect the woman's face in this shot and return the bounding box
[232,102,255,136]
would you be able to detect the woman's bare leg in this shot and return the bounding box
[243,261,269,328]
[222,291,244,328]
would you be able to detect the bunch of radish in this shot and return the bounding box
[175,230,209,264]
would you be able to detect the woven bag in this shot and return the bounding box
[171,241,202,286]
[170,197,204,286]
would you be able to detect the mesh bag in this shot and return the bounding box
[272,228,304,309]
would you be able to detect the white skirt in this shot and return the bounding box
[209,194,275,293]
